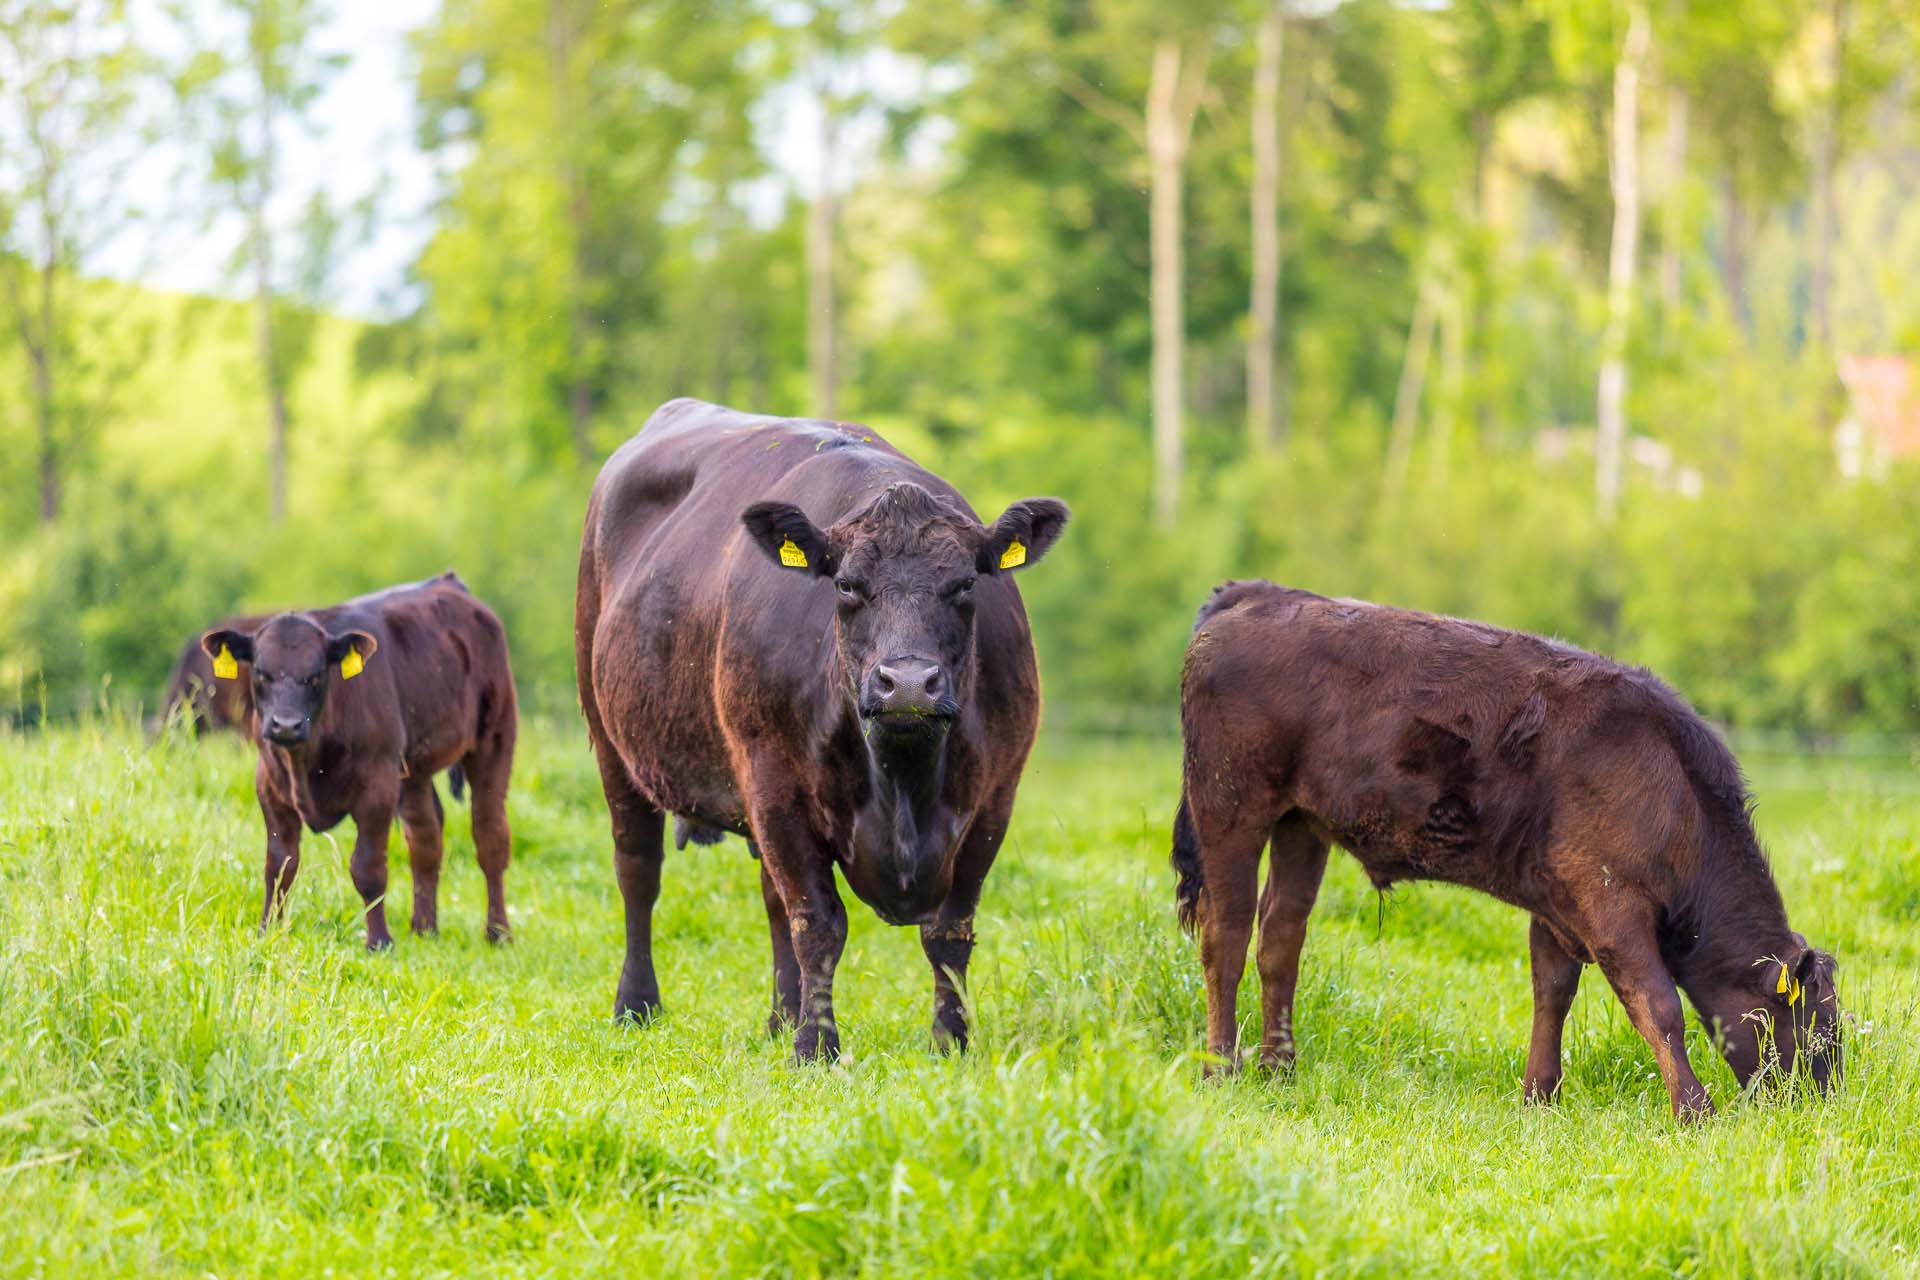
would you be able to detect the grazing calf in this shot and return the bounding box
[202,572,518,949]
[1174,581,1840,1119]
[576,397,1067,1060]
[162,613,271,734]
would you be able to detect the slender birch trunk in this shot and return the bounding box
[1596,4,1649,523]
[1246,4,1284,450]
[1145,39,1208,526]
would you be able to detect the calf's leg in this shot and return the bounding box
[1522,917,1583,1103]
[760,862,802,1035]
[398,779,446,936]
[1254,813,1329,1071]
[1196,812,1267,1075]
[463,749,515,944]
[349,793,398,952]
[256,772,302,932]
[1592,919,1714,1120]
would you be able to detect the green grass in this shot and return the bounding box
[2,718,1918,1277]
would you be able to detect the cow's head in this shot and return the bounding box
[201,614,377,748]
[1695,934,1842,1094]
[741,483,1067,750]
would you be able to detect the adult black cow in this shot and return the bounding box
[201,572,518,950]
[575,398,1068,1060]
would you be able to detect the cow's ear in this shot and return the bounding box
[979,498,1070,574]
[741,502,834,576]
[325,630,378,680]
[200,629,254,678]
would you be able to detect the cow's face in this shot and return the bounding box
[743,483,1067,750]
[201,614,377,748]
[1697,936,1842,1093]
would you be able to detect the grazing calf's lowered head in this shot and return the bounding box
[1173,580,1840,1119]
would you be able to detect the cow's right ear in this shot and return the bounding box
[200,629,254,678]
[741,502,834,576]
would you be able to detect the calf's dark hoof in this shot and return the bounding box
[486,920,512,945]
[365,935,395,954]
[791,1021,841,1064]
[931,1015,969,1055]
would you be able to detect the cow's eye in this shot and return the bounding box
[835,578,869,605]
[945,576,977,600]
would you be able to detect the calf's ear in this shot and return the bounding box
[325,630,378,680]
[200,629,255,678]
[979,498,1070,574]
[741,502,834,575]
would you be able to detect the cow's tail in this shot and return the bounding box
[1172,787,1204,936]
[448,763,467,803]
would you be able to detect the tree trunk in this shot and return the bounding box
[1384,273,1438,499]
[251,33,288,524]
[32,339,56,523]
[1246,4,1284,451]
[1722,177,1748,336]
[1596,4,1649,523]
[1810,0,1847,355]
[807,87,839,420]
[1659,86,1686,315]
[1145,39,1207,527]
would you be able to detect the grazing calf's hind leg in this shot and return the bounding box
[1255,813,1329,1072]
[1196,813,1267,1075]
[398,779,446,937]
[760,863,802,1035]
[1522,917,1583,1103]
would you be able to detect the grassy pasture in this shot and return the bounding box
[2,717,1918,1277]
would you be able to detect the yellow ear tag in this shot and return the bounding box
[1788,978,1803,1008]
[340,648,364,680]
[999,539,1027,570]
[1776,963,1790,995]
[212,644,239,680]
[778,538,809,568]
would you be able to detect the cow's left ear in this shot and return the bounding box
[741,501,834,576]
[325,630,378,680]
[979,498,1070,574]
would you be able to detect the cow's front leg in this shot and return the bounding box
[350,789,399,952]
[785,865,848,1063]
[920,792,1013,1053]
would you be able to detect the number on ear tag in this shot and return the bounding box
[999,539,1027,570]
[779,538,809,568]
[340,648,364,680]
[212,644,239,680]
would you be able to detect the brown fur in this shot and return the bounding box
[575,398,1068,1060]
[1175,580,1840,1118]
[201,573,517,949]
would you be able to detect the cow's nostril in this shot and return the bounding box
[873,667,897,695]
[923,667,945,697]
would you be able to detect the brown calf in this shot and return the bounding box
[202,572,518,949]
[576,398,1067,1060]
[1174,581,1840,1119]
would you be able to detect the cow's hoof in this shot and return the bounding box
[1256,1049,1296,1075]
[1200,1051,1241,1080]
[411,919,439,938]
[931,1016,968,1055]
[767,1007,799,1038]
[791,1023,841,1064]
[365,935,395,954]
[1673,1088,1715,1122]
[613,992,661,1026]
[486,920,512,945]
[1522,1076,1561,1106]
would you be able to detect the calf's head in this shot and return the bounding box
[1695,934,1842,1093]
[742,483,1067,751]
[201,614,378,747]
